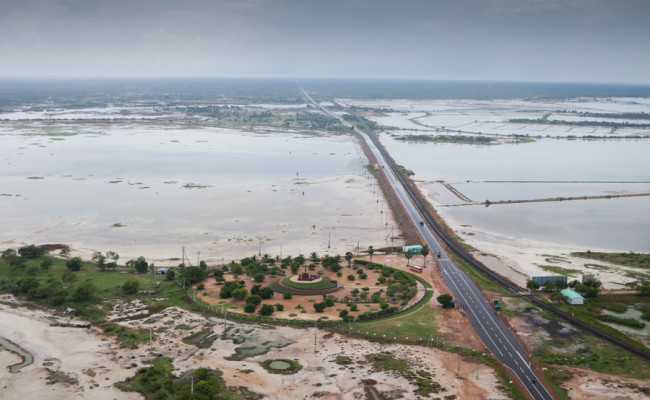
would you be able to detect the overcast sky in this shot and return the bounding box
[1,0,649,83]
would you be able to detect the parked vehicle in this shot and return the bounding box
[409,265,423,273]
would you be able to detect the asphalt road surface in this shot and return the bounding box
[302,88,554,400]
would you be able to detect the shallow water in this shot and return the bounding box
[268,360,291,370]
[0,337,34,373]
[0,123,396,263]
[222,324,293,361]
[600,308,650,341]
[382,133,650,252]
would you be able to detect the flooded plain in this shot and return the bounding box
[355,97,650,286]
[381,134,650,253]
[0,122,396,263]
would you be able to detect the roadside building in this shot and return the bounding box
[402,245,423,254]
[532,275,567,286]
[155,268,169,275]
[560,289,584,305]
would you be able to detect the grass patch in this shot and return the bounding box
[334,355,353,365]
[281,276,337,290]
[571,251,650,269]
[259,359,302,375]
[537,265,582,277]
[596,314,646,329]
[602,303,628,313]
[549,296,650,354]
[540,367,571,400]
[531,300,650,380]
[100,322,150,349]
[356,302,437,340]
[366,352,446,396]
[449,251,510,294]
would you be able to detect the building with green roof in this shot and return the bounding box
[561,289,584,305]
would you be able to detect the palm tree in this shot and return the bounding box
[367,246,375,263]
[405,251,413,266]
[310,252,319,263]
[421,245,429,268]
[345,252,353,268]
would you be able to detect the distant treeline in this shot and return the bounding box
[0,78,304,107]
[575,111,650,120]
[396,134,494,144]
[509,118,650,128]
[3,78,650,108]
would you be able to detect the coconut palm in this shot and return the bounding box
[421,245,429,268]
[405,251,413,266]
[367,246,375,263]
[344,252,353,268]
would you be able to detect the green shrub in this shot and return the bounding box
[244,303,256,313]
[259,304,274,316]
[122,279,140,295]
[66,257,83,271]
[258,286,274,299]
[245,295,261,306]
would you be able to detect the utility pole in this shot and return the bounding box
[328,231,331,250]
[197,251,200,267]
[258,238,262,257]
[457,345,460,372]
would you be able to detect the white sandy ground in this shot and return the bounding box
[0,297,507,400]
[0,302,140,400]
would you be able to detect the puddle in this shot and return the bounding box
[600,307,650,342]
[143,315,165,324]
[0,337,34,373]
[221,323,293,361]
[184,329,220,348]
[268,360,291,370]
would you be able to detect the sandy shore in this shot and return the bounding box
[0,301,140,400]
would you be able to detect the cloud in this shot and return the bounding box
[0,0,648,83]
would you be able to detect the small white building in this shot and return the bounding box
[155,268,169,275]
[561,289,584,305]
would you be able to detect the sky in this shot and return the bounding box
[1,0,649,84]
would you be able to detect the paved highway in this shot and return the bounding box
[302,88,554,399]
